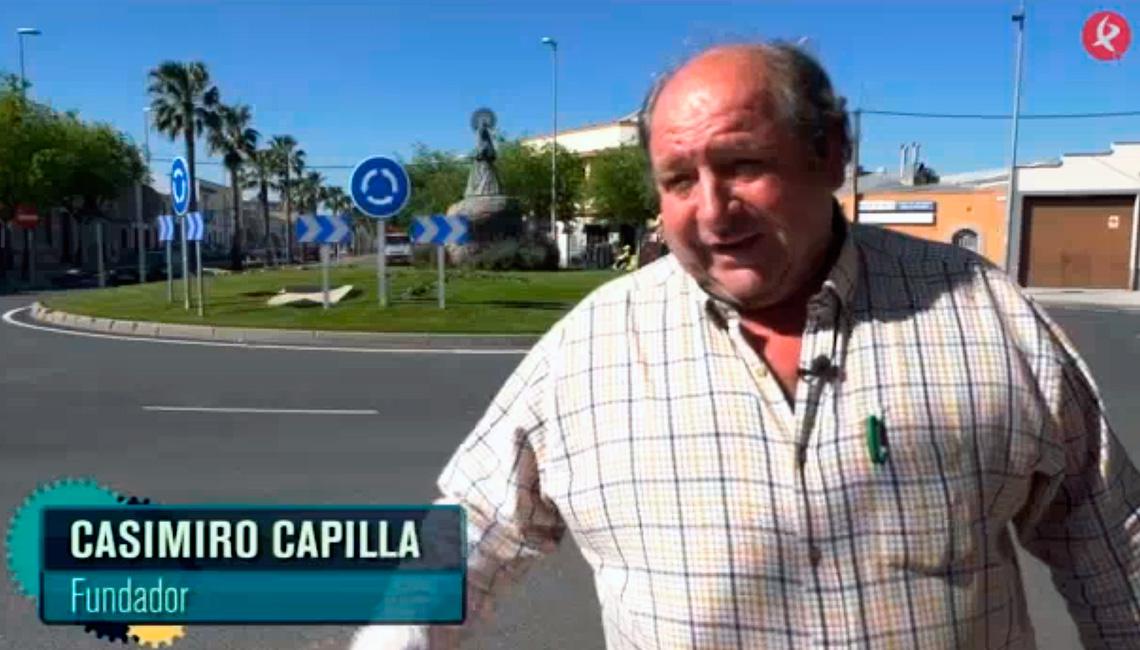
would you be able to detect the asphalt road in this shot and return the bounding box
[1,293,1137,650]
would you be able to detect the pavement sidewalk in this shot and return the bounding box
[1026,288,1140,311]
[24,302,539,351]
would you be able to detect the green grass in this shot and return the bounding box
[43,264,620,334]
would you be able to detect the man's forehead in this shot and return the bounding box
[651,49,775,136]
[656,49,770,117]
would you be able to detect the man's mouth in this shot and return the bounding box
[709,231,764,256]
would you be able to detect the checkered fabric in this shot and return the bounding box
[354,221,1140,650]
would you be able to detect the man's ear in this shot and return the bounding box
[818,129,847,190]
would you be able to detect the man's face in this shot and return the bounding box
[649,51,843,310]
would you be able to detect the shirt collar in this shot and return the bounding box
[687,202,860,329]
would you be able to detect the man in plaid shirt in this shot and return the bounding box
[355,42,1140,649]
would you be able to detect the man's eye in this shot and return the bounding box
[734,160,770,176]
[662,176,695,193]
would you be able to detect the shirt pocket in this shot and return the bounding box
[873,424,981,579]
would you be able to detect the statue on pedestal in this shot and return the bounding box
[466,109,501,196]
[447,107,523,244]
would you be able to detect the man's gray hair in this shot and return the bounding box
[637,42,852,169]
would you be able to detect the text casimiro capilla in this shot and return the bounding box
[65,517,423,617]
[70,518,423,560]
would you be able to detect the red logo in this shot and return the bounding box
[1083,11,1131,61]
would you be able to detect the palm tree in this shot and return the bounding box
[147,61,219,212]
[323,185,350,215]
[206,103,259,271]
[322,185,354,257]
[290,170,325,261]
[300,171,325,214]
[243,148,277,265]
[269,135,304,263]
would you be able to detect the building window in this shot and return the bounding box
[952,228,979,253]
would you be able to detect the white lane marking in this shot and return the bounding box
[2,306,527,356]
[143,406,379,415]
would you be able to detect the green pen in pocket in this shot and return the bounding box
[866,412,889,465]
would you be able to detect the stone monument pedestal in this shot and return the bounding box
[445,194,526,264]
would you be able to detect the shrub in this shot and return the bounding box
[411,245,435,268]
[461,237,559,271]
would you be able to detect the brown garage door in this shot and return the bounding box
[1019,195,1135,289]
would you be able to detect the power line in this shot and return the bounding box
[861,108,1140,120]
[149,156,470,169]
[147,105,1140,168]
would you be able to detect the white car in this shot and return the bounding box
[385,233,412,264]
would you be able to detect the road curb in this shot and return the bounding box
[1030,298,1140,312]
[28,303,540,350]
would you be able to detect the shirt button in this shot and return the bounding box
[755,364,769,378]
[809,546,823,567]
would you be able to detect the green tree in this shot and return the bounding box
[243,147,277,264]
[0,83,145,284]
[297,171,325,214]
[147,61,219,213]
[497,140,584,226]
[585,145,657,234]
[0,87,61,281]
[41,117,144,281]
[320,185,358,253]
[206,103,259,270]
[269,135,304,263]
[322,185,351,216]
[392,143,467,228]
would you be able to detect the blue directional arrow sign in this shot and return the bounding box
[350,156,410,220]
[296,214,353,244]
[170,157,191,216]
[410,214,471,245]
[157,215,175,242]
[183,212,205,242]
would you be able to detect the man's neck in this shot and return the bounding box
[736,227,842,404]
[740,224,843,334]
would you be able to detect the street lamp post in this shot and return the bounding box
[16,28,41,287]
[541,37,559,256]
[16,28,41,96]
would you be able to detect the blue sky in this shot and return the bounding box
[6,0,1140,190]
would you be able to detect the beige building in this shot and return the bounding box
[521,112,640,267]
[194,178,289,260]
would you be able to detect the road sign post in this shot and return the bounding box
[15,205,37,286]
[180,219,190,310]
[321,245,331,309]
[350,157,411,308]
[170,157,191,311]
[410,214,470,310]
[157,215,175,303]
[437,244,445,309]
[181,211,205,315]
[196,240,204,317]
[135,181,146,285]
[378,221,387,307]
[95,221,106,288]
[296,213,353,310]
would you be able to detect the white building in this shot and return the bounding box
[521,112,641,267]
[1011,142,1140,290]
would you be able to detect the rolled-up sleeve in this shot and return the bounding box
[352,334,566,650]
[1014,306,1140,648]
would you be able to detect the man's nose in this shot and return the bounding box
[695,173,736,234]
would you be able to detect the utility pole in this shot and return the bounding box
[1003,1,1027,280]
[851,109,861,223]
